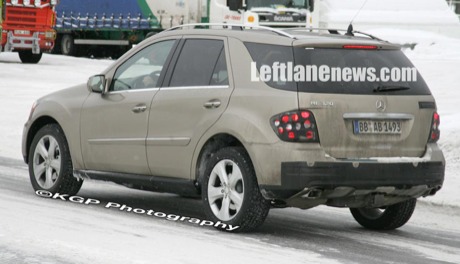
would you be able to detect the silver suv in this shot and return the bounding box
[22,24,445,232]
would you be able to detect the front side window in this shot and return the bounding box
[111,40,176,91]
[168,39,227,87]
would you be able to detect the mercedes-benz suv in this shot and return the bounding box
[22,24,445,232]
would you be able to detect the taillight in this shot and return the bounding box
[270,110,319,142]
[428,112,440,143]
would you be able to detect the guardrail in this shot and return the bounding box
[55,12,156,30]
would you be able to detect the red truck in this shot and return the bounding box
[1,0,57,63]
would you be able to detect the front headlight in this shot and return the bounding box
[34,0,41,7]
[45,30,56,39]
[11,0,19,5]
[24,0,31,5]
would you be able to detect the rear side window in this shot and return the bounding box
[169,39,227,87]
[245,42,296,91]
[210,50,229,86]
[294,48,431,95]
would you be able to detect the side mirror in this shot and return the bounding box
[87,75,106,94]
[227,0,243,11]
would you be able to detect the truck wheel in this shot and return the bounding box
[18,50,42,64]
[29,124,83,195]
[202,147,270,232]
[350,198,417,230]
[52,35,62,54]
[61,34,77,56]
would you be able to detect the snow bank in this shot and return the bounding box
[319,0,460,37]
[0,53,113,159]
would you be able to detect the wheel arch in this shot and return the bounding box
[25,113,82,170]
[24,116,60,164]
[194,133,252,191]
[26,116,84,196]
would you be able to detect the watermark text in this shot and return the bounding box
[251,62,417,83]
[35,190,239,231]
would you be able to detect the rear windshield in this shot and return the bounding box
[293,48,431,95]
[245,41,431,95]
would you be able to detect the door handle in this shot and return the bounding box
[203,99,221,109]
[132,104,147,113]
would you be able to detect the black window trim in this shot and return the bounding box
[208,46,227,86]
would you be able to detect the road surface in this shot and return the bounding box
[0,156,459,264]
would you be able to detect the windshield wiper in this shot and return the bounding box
[373,85,410,93]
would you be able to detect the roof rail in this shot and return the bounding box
[162,23,296,39]
[285,27,386,41]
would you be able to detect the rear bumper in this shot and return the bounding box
[261,161,444,199]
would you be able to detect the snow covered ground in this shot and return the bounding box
[0,53,113,159]
[0,30,459,209]
[320,0,460,38]
[368,28,460,207]
[0,161,343,264]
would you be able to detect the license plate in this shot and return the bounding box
[353,120,402,134]
[14,30,30,35]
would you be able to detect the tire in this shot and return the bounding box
[52,35,62,54]
[18,50,42,64]
[202,147,270,232]
[61,34,77,56]
[350,198,417,230]
[29,124,83,195]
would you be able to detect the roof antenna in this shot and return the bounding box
[346,0,369,36]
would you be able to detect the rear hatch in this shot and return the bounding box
[293,40,436,158]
